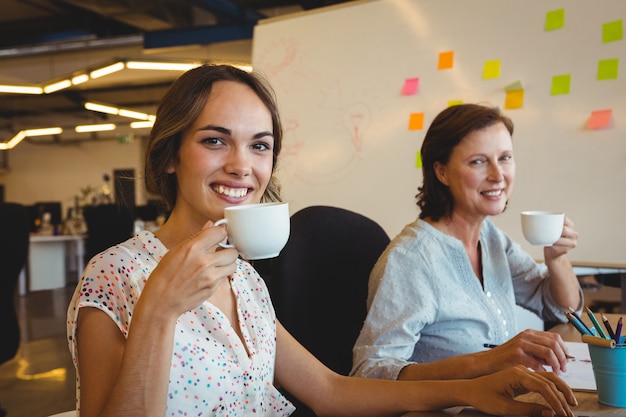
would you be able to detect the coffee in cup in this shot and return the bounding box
[215,202,290,260]
[520,210,564,246]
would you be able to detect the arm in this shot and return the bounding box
[276,322,576,417]
[543,216,581,311]
[75,225,239,417]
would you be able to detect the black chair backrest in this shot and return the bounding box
[0,202,30,364]
[270,205,390,374]
[83,203,134,261]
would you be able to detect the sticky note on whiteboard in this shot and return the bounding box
[587,109,612,130]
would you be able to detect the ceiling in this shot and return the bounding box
[0,0,352,144]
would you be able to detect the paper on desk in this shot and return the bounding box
[545,341,596,392]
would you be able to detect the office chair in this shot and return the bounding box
[0,203,30,415]
[268,205,390,416]
[83,203,134,262]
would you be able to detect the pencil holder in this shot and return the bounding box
[588,336,626,407]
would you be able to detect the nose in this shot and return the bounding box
[224,147,252,178]
[488,162,504,181]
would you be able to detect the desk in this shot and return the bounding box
[20,234,85,293]
[404,313,625,417]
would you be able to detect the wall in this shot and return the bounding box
[252,0,626,267]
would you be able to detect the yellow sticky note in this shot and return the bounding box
[504,90,524,109]
[603,20,623,43]
[483,60,501,79]
[408,112,424,130]
[447,99,463,107]
[438,51,454,70]
[545,9,565,31]
[402,77,420,95]
[587,109,612,129]
[416,151,422,169]
[598,58,619,80]
[551,74,571,95]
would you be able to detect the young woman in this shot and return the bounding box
[67,67,576,417]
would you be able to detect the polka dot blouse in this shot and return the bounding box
[67,230,295,416]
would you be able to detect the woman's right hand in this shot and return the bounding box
[465,365,576,417]
[485,329,571,374]
[139,221,240,318]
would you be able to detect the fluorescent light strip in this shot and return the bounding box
[43,79,72,94]
[24,127,63,136]
[72,74,89,85]
[119,109,149,120]
[130,120,154,129]
[125,61,200,71]
[90,62,125,79]
[0,85,43,94]
[84,102,119,115]
[75,124,116,133]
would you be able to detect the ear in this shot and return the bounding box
[434,161,449,186]
[166,160,176,174]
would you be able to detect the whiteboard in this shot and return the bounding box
[252,0,626,267]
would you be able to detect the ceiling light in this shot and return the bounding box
[125,61,200,71]
[75,124,116,133]
[84,102,119,115]
[119,109,149,120]
[0,85,43,94]
[130,120,154,129]
[0,131,26,150]
[71,74,89,85]
[90,62,125,79]
[24,127,63,136]
[43,79,72,94]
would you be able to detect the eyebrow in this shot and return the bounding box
[198,124,273,139]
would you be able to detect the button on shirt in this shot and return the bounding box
[351,218,576,380]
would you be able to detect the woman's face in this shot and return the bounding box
[434,122,515,221]
[169,80,274,223]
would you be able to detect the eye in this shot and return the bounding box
[200,137,224,146]
[470,158,485,166]
[251,141,272,152]
[500,153,513,162]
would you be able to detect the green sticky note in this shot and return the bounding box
[551,74,571,95]
[545,9,565,31]
[598,58,619,80]
[603,20,623,43]
[505,80,524,91]
[483,59,501,79]
[416,151,422,169]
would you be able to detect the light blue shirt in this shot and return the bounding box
[351,218,581,380]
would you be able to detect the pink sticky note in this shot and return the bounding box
[402,77,419,95]
[587,109,612,129]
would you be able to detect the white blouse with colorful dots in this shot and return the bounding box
[67,230,295,416]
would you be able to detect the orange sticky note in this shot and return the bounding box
[438,51,454,70]
[587,109,612,129]
[402,77,420,95]
[408,112,424,130]
[504,90,524,109]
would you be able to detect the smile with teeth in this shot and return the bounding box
[214,185,249,198]
[481,189,503,197]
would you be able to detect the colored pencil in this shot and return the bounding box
[568,306,593,335]
[601,313,616,340]
[585,306,608,339]
[565,311,593,336]
[614,317,623,344]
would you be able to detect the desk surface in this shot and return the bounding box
[405,313,625,417]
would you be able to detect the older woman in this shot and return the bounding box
[353,103,583,382]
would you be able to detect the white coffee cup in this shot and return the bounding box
[215,202,290,260]
[520,210,564,246]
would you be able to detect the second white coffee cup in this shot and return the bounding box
[520,210,564,246]
[215,202,290,260]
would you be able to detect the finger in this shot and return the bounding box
[514,372,575,417]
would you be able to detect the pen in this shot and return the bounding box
[483,343,574,359]
[565,311,593,336]
[585,306,608,339]
[568,306,593,335]
[602,313,616,340]
[614,317,623,344]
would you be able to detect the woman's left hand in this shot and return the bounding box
[544,216,578,260]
